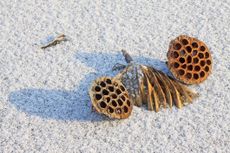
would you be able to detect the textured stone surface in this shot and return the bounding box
[0,0,230,152]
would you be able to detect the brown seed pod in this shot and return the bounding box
[167,35,212,84]
[114,50,198,112]
[89,77,133,119]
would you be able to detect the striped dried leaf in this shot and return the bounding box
[114,50,198,111]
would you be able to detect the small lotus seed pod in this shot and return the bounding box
[167,35,212,84]
[89,77,133,119]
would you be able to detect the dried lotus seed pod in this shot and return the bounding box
[167,35,212,84]
[89,77,133,119]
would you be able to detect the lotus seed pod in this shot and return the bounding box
[167,35,212,84]
[89,77,133,119]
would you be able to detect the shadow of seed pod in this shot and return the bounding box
[167,35,212,84]
[89,77,133,119]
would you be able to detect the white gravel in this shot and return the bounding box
[1,0,230,152]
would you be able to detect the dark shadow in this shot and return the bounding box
[9,50,168,121]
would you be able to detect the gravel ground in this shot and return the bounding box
[0,0,230,152]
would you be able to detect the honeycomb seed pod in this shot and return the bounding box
[167,35,212,84]
[89,77,133,119]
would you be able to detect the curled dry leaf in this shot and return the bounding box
[89,77,133,119]
[114,50,198,112]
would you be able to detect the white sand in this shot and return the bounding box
[1,0,230,152]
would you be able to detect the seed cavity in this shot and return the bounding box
[193,58,199,64]
[186,46,192,53]
[187,65,193,71]
[192,50,197,56]
[174,62,180,68]
[193,74,199,80]
[174,43,182,50]
[200,46,206,51]
[178,69,185,75]
[179,57,185,64]
[194,66,201,71]
[192,42,198,48]
[198,53,204,59]
[95,94,102,100]
[100,81,106,87]
[186,73,192,79]
[187,56,192,63]
[102,89,109,95]
[181,39,189,45]
[100,101,107,108]
[200,71,205,77]
[106,79,112,84]
[95,86,101,92]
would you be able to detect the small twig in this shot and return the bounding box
[41,34,66,49]
[121,49,133,63]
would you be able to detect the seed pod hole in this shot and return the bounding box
[95,86,101,92]
[181,39,189,45]
[112,100,117,107]
[200,60,205,66]
[116,89,122,95]
[193,74,199,80]
[95,94,102,100]
[100,81,106,87]
[205,66,209,72]
[123,106,129,113]
[179,57,185,64]
[178,69,185,75]
[180,50,186,56]
[193,58,199,64]
[173,52,179,58]
[102,89,109,95]
[205,52,209,58]
[100,101,107,108]
[198,53,204,59]
[207,60,212,65]
[108,107,114,113]
[120,85,125,91]
[181,64,186,69]
[192,50,198,56]
[187,56,192,63]
[200,71,205,77]
[186,73,192,79]
[106,97,110,103]
[127,100,131,106]
[192,42,198,48]
[106,79,112,84]
[186,46,192,53]
[174,62,180,68]
[112,94,117,99]
[194,66,201,71]
[187,65,193,71]
[200,46,206,51]
[118,99,123,106]
[121,95,126,101]
[174,43,182,50]
[108,86,114,92]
